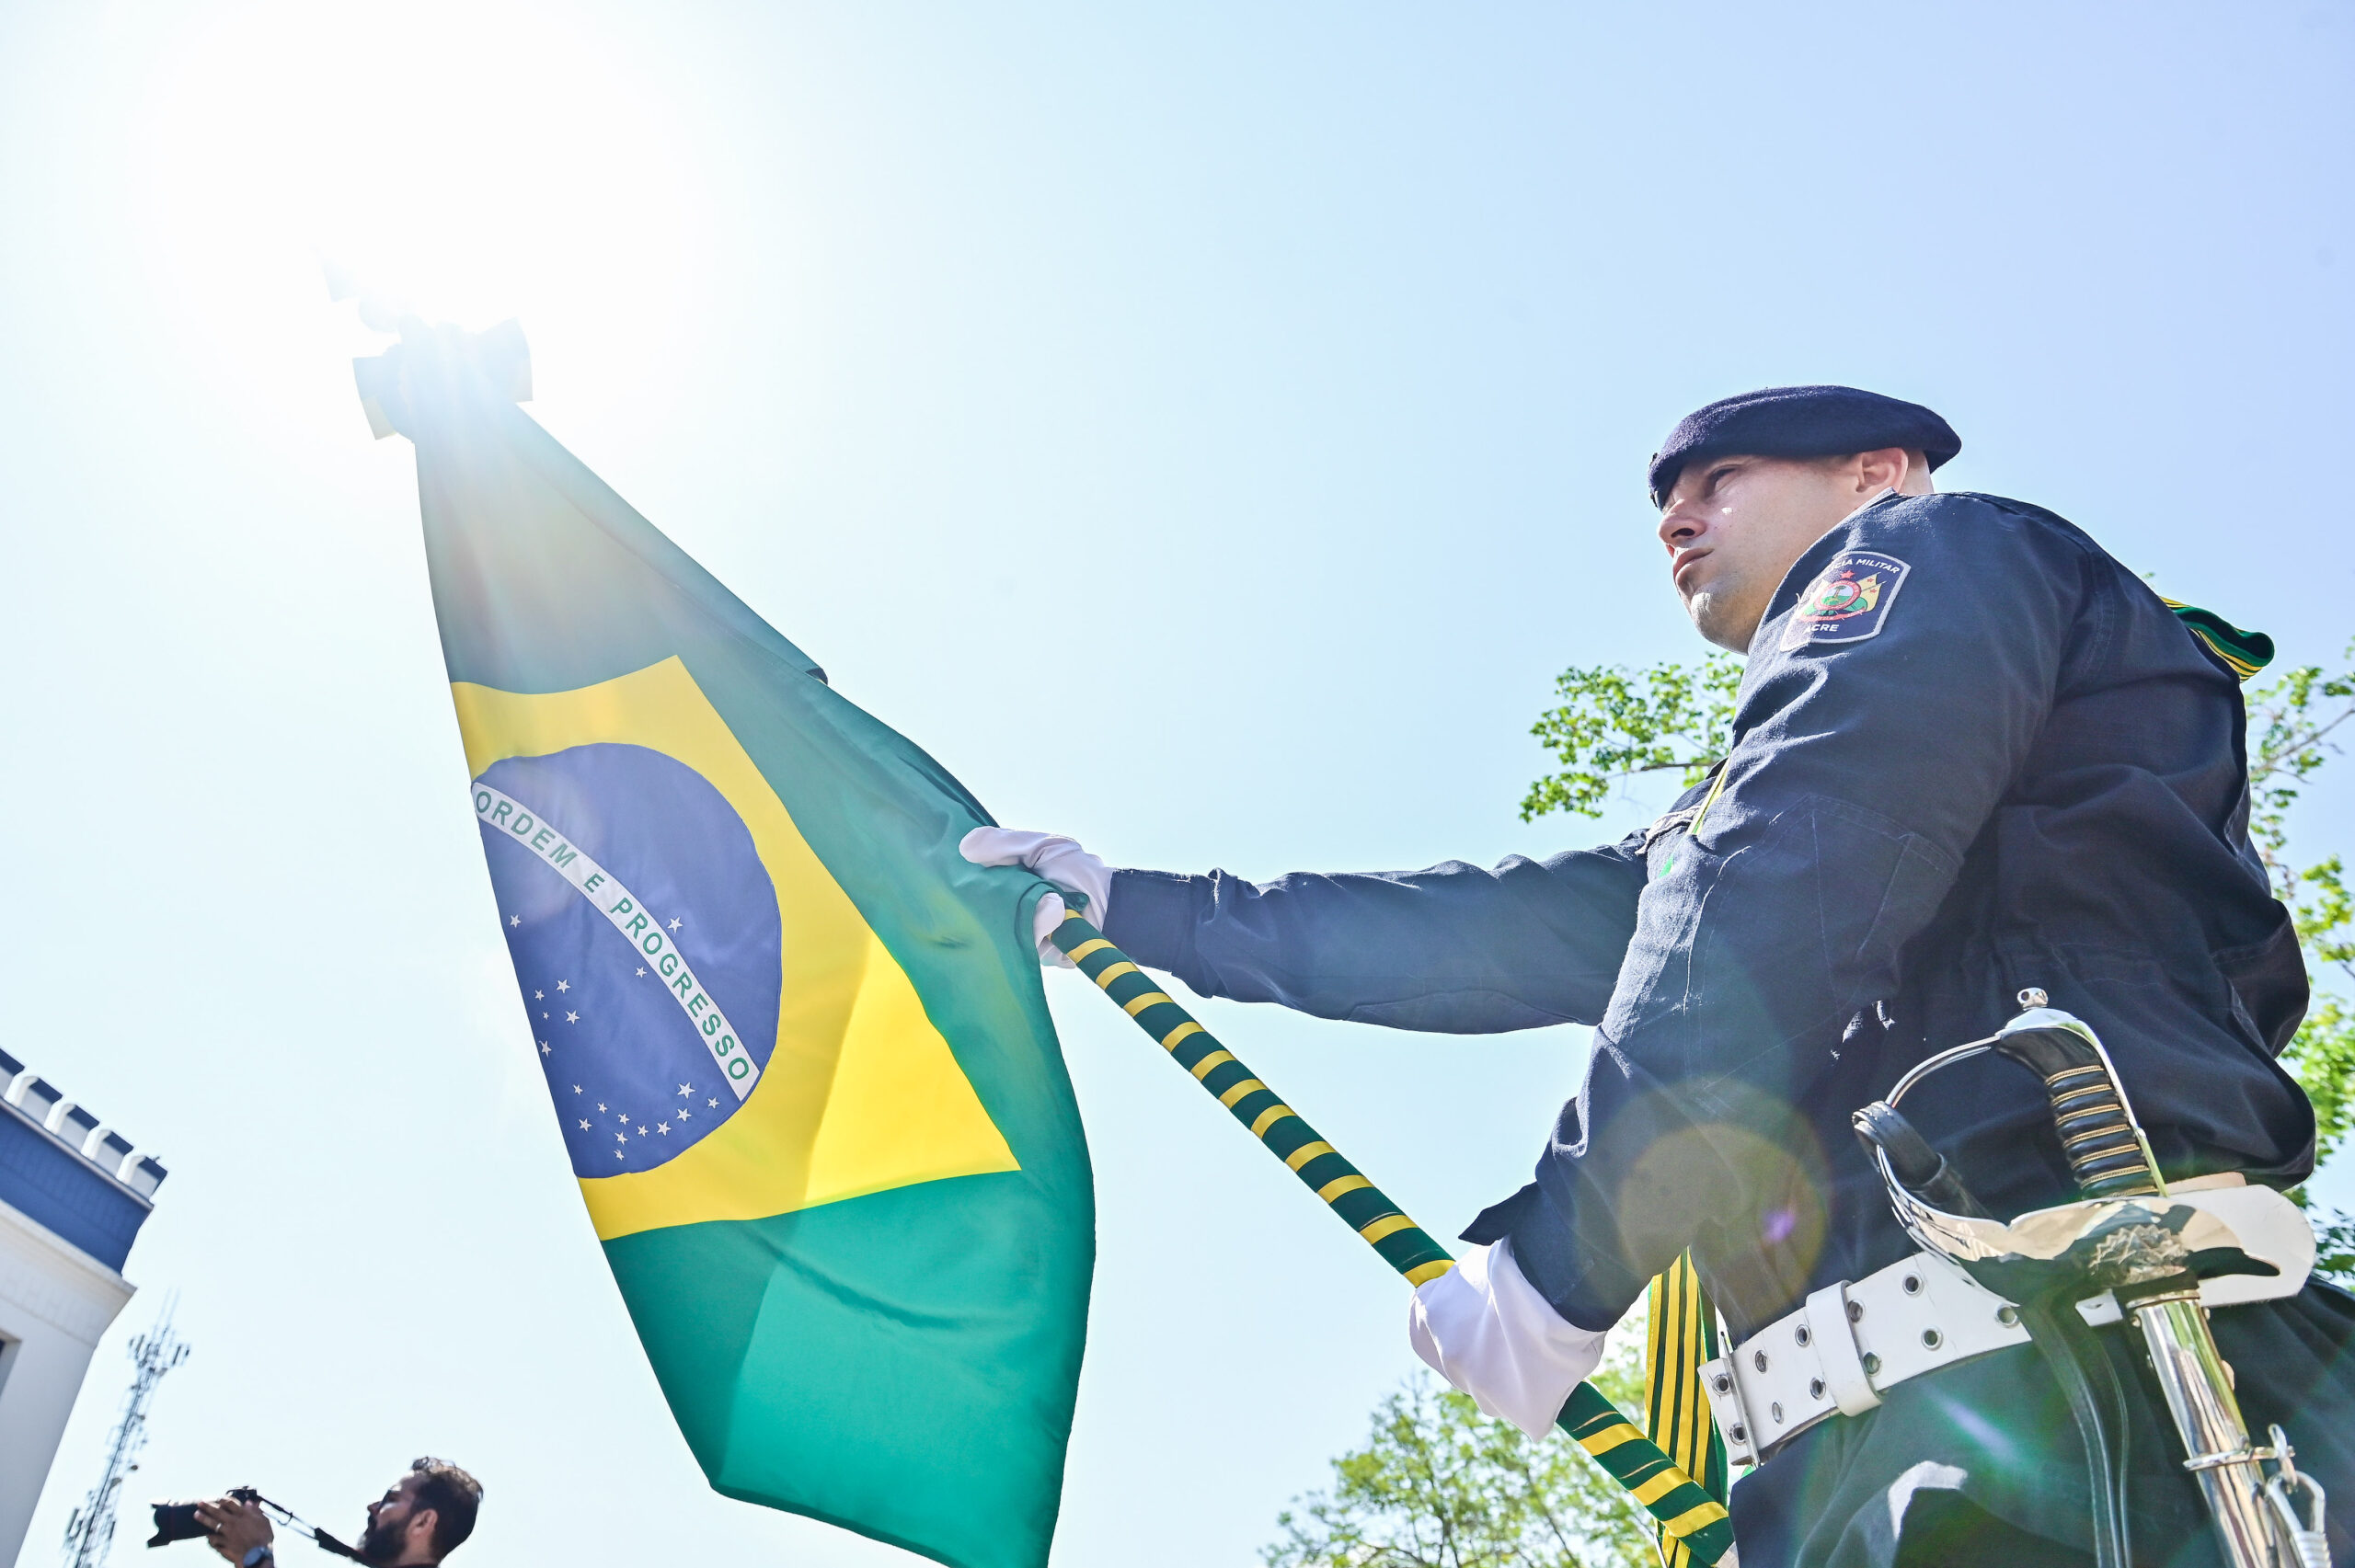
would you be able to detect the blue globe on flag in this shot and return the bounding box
[477,743,783,1176]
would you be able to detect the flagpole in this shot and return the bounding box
[1048,909,1734,1564]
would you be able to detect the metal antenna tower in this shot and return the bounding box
[62,1306,190,1568]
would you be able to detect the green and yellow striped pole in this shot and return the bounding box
[1050,909,1734,1564]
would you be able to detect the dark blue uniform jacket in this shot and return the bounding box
[1105,491,2315,1343]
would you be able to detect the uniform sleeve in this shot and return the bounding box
[1101,841,1649,1035]
[1494,493,2094,1327]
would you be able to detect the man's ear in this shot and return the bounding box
[1853,448,1913,495]
[409,1505,439,1549]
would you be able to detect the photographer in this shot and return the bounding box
[194,1459,481,1568]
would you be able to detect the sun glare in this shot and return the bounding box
[132,0,712,349]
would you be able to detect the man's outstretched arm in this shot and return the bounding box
[962,830,1655,1035]
[1104,849,1651,1034]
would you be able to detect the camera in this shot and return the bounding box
[144,1488,360,1559]
[147,1487,261,1548]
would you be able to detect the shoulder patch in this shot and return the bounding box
[1781,550,1911,650]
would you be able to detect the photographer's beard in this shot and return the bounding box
[356,1512,410,1565]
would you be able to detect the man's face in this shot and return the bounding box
[1657,451,1914,651]
[360,1475,430,1565]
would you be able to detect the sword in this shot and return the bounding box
[1852,991,2326,1568]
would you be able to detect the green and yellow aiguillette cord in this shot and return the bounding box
[1647,1253,1729,1568]
[1641,766,1735,1568]
[1051,909,1735,1563]
[2160,598,2275,681]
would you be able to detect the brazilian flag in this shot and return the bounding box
[357,321,1092,1568]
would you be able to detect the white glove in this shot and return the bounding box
[959,827,1117,966]
[1408,1238,1607,1438]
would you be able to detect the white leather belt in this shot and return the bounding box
[1698,1183,2315,1467]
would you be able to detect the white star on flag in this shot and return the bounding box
[534,990,544,1000]
[678,1084,693,1097]
[667,918,683,932]
[657,1122,671,1135]
[565,1011,580,1024]
[539,1041,551,1055]
[509,915,521,927]
[578,1119,591,1130]
[557,979,570,992]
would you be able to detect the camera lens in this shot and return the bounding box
[145,1501,208,1548]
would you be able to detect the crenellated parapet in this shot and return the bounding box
[0,1047,169,1563]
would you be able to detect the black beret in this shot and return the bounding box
[1648,384,1960,508]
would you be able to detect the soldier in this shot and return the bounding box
[967,384,2355,1565]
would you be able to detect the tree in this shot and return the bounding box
[1518,642,2355,1277]
[1519,655,1742,824]
[1263,1327,1658,1568]
[2244,650,2355,1274]
[2246,653,2355,1171]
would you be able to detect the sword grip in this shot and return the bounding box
[1992,1024,2162,1198]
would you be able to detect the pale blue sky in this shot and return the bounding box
[3,3,2350,1564]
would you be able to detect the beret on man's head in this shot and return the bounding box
[1647,384,1961,508]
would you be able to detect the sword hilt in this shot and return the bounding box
[1991,991,2164,1200]
[1868,994,2292,1568]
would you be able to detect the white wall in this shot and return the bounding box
[0,1201,134,1567]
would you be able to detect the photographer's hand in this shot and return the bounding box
[196,1495,274,1566]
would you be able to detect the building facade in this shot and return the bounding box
[0,1047,167,1564]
